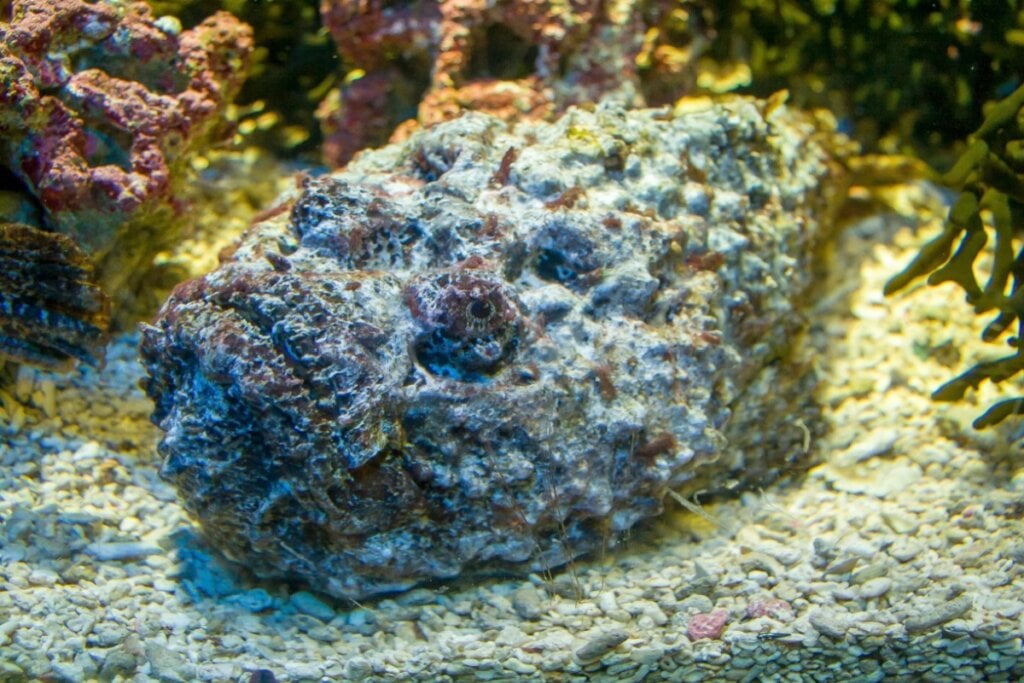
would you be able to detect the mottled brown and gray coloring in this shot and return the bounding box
[0,222,109,369]
[141,100,840,599]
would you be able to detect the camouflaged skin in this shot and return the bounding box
[142,100,839,599]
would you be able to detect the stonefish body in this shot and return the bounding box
[141,100,839,599]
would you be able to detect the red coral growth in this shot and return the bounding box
[317,1,718,166]
[0,0,253,258]
[315,71,396,173]
[318,0,689,166]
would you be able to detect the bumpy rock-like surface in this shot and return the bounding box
[0,222,109,369]
[0,0,252,321]
[317,0,712,166]
[141,99,841,599]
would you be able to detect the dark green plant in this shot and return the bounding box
[885,83,1024,428]
[707,0,1024,162]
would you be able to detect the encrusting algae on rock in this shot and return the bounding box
[140,97,844,599]
[0,0,253,332]
[316,0,712,166]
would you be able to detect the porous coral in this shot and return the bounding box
[886,84,1024,428]
[0,0,253,326]
[148,0,336,157]
[316,0,712,166]
[141,99,841,599]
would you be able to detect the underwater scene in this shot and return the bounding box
[3,1,1024,681]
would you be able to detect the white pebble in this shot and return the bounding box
[857,577,893,600]
[72,441,103,462]
[84,542,161,561]
[159,612,193,631]
[14,365,34,402]
[27,568,59,586]
[597,591,618,614]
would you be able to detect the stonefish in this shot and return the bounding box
[141,99,840,599]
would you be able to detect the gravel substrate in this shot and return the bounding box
[2,180,1024,682]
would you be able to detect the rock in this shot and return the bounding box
[141,99,841,599]
[144,642,189,683]
[512,584,545,621]
[345,608,376,629]
[395,588,439,606]
[889,539,923,563]
[171,529,239,599]
[159,612,193,631]
[344,658,372,679]
[881,510,920,535]
[496,625,527,647]
[49,661,84,683]
[575,627,629,661]
[821,457,924,499]
[88,623,127,648]
[904,595,973,633]
[808,609,851,639]
[317,0,705,166]
[832,428,899,467]
[597,591,619,614]
[99,648,138,679]
[678,594,715,615]
[857,577,893,600]
[0,662,24,679]
[226,589,275,613]
[27,567,59,586]
[0,0,253,323]
[548,574,586,599]
[283,662,322,680]
[686,609,729,640]
[631,645,667,667]
[850,562,888,585]
[289,591,335,621]
[84,541,160,561]
[745,598,793,620]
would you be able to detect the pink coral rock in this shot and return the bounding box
[746,597,794,621]
[0,0,252,321]
[687,609,729,640]
[317,0,710,166]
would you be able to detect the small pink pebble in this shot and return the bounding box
[746,598,793,620]
[687,609,729,640]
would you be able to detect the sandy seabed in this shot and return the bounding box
[2,180,1024,682]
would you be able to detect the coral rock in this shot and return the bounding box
[142,99,840,599]
[687,609,729,640]
[317,0,711,165]
[0,0,253,322]
[0,222,109,369]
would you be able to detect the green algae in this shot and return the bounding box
[705,0,1024,160]
[886,83,1024,428]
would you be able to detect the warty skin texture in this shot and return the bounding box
[0,222,109,369]
[142,100,840,599]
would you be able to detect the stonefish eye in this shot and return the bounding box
[404,269,525,380]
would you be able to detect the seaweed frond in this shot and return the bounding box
[886,83,1024,428]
